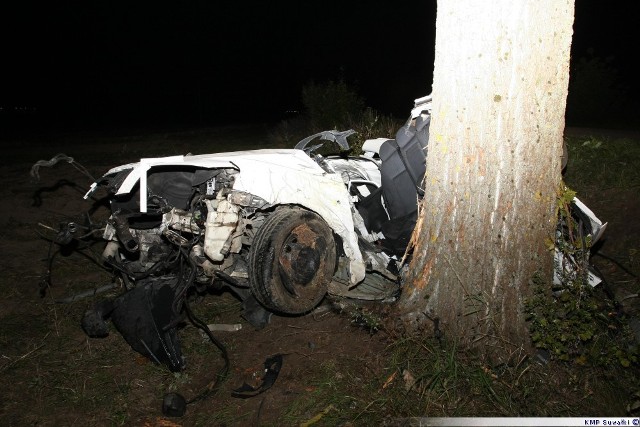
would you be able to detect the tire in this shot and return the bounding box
[249,207,337,314]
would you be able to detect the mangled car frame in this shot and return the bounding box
[35,95,606,372]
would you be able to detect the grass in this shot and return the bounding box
[275,329,638,425]
[279,360,350,425]
[564,135,640,194]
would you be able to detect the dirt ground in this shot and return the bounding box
[0,126,638,426]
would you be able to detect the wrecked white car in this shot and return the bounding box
[33,97,430,371]
[33,95,606,374]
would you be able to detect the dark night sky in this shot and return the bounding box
[2,1,638,131]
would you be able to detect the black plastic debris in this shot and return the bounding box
[232,354,283,399]
[162,392,187,417]
[81,299,115,338]
[110,280,185,372]
[82,278,185,372]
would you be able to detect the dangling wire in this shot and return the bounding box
[183,298,230,404]
[163,244,230,405]
[39,239,56,297]
[171,247,197,317]
[30,153,97,184]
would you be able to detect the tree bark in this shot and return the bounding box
[398,0,575,362]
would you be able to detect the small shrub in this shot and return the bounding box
[525,185,638,366]
[302,79,365,131]
[347,107,402,154]
[350,306,383,335]
[269,81,402,154]
[267,114,311,148]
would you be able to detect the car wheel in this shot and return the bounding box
[249,207,336,314]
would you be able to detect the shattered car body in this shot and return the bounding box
[61,98,433,370]
[81,97,432,325]
[96,147,368,291]
[38,95,606,373]
[87,139,396,320]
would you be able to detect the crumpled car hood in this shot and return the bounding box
[90,148,367,285]
[104,149,327,197]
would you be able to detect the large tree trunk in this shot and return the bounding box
[398,0,574,362]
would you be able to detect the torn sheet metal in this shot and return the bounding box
[553,197,608,287]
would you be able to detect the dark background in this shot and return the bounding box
[2,1,638,133]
